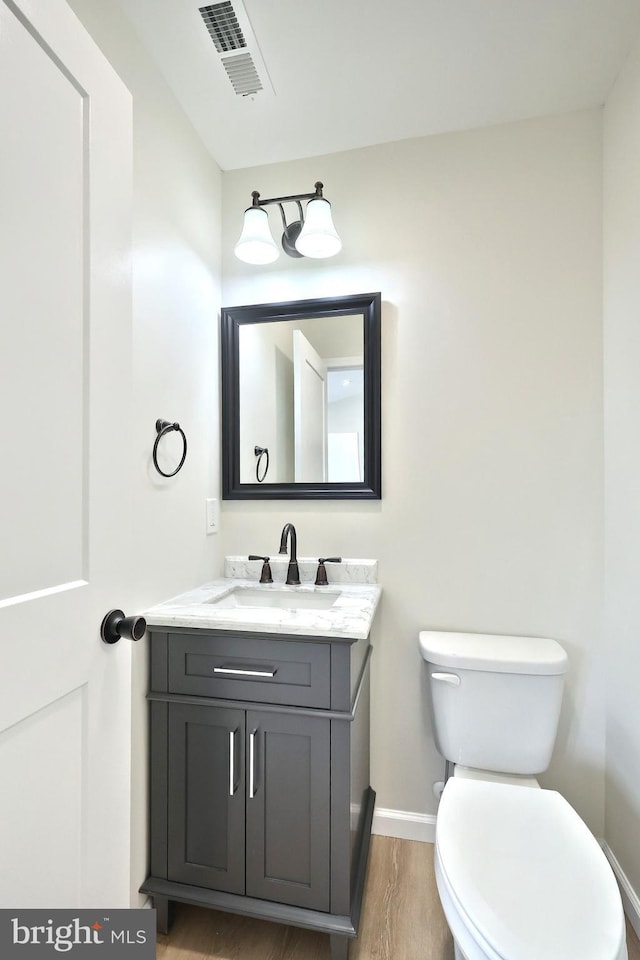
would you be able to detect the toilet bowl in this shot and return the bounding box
[435,777,628,960]
[419,630,628,960]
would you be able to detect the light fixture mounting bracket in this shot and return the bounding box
[251,183,324,258]
[250,181,324,209]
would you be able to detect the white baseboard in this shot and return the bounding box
[372,807,436,844]
[601,839,640,940]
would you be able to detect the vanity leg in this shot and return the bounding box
[153,895,174,934]
[329,934,349,960]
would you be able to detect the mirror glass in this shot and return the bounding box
[239,313,363,484]
[221,293,381,499]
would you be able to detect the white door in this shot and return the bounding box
[0,0,133,907]
[293,330,327,482]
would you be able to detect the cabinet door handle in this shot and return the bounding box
[229,728,237,797]
[214,664,277,678]
[249,728,257,799]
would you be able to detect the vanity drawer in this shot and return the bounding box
[167,632,331,708]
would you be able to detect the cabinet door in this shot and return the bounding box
[245,710,330,910]
[167,703,245,893]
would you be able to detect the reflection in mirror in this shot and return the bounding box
[221,293,381,500]
[239,314,363,484]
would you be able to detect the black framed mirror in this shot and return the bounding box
[221,292,381,499]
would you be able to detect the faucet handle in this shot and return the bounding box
[248,555,273,584]
[315,557,342,586]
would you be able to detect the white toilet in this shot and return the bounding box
[419,630,628,960]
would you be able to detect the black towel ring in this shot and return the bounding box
[254,445,270,483]
[153,419,187,477]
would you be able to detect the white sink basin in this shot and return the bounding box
[207,585,340,611]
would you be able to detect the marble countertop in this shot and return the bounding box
[144,572,381,641]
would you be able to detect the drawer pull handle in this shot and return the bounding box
[249,729,257,799]
[229,729,237,796]
[214,664,277,678]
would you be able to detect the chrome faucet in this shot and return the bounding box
[278,523,300,585]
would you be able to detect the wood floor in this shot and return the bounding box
[156,835,640,960]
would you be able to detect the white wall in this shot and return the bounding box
[66,0,223,903]
[603,29,640,910]
[221,112,605,833]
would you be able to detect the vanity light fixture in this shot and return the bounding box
[234,181,342,264]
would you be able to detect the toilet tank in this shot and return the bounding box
[419,631,568,775]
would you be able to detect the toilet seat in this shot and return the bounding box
[435,778,627,960]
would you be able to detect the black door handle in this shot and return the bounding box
[101,609,147,644]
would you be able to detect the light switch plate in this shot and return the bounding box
[205,498,219,534]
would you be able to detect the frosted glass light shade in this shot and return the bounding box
[234,207,279,264]
[295,197,342,259]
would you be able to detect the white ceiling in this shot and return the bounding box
[116,0,640,171]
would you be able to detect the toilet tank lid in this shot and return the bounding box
[418,631,568,675]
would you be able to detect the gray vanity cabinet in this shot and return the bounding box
[141,625,374,960]
[166,701,331,909]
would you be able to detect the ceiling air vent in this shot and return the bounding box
[222,52,262,96]
[199,2,246,54]
[198,0,274,98]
